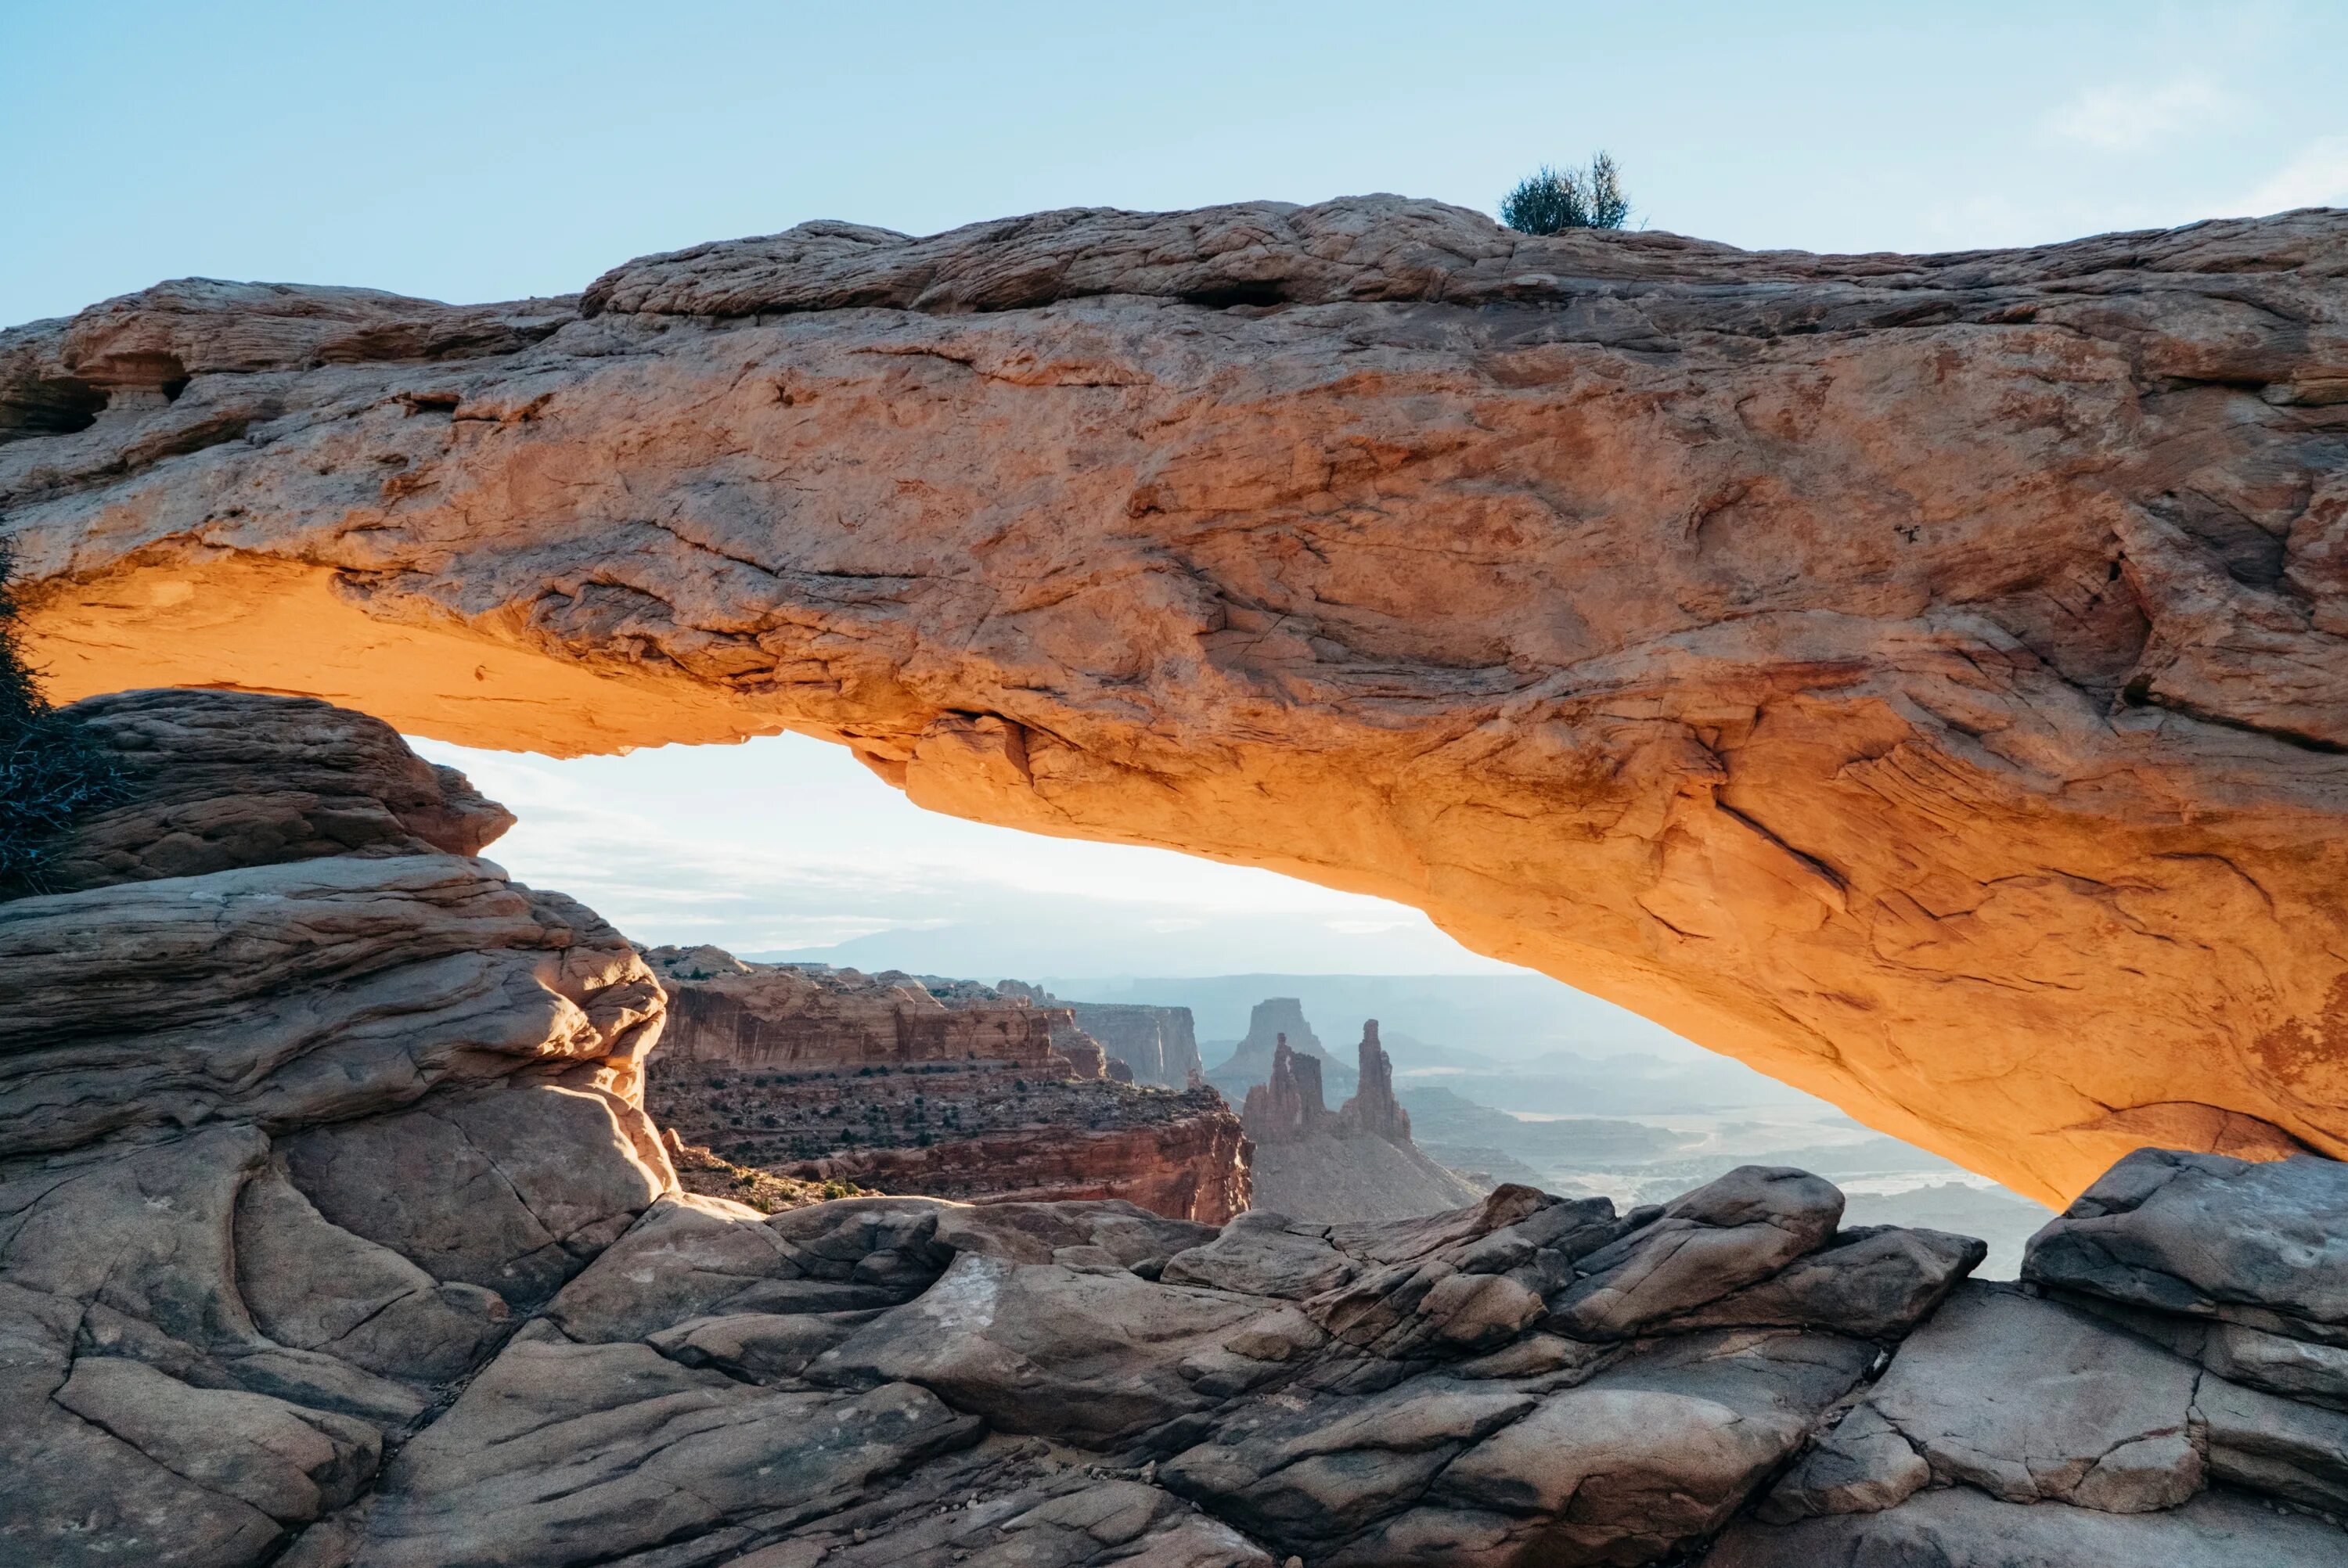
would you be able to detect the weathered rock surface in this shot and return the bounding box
[8,200,2348,1201]
[29,687,513,895]
[0,692,675,1566]
[644,946,1090,1074]
[14,695,2348,1566]
[642,944,1251,1223]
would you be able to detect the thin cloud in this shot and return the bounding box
[2048,77,2228,151]
[2240,135,2348,213]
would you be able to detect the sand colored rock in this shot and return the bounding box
[9,200,2347,1202]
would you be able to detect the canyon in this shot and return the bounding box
[8,689,2348,1563]
[8,199,2347,1203]
[642,946,1250,1224]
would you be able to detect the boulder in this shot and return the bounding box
[2025,1149,2348,1344]
[1547,1166,1844,1338]
[1768,1284,2204,1516]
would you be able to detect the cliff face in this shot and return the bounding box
[8,200,2348,1203]
[645,947,1247,1223]
[1066,999,1204,1087]
[779,1092,1251,1225]
[643,947,1089,1074]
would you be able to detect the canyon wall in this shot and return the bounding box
[643,946,1088,1074]
[8,200,2348,1203]
[1064,999,1204,1087]
[646,947,1249,1223]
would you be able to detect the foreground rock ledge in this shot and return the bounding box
[7,198,2348,1202]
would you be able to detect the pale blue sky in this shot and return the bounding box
[9,3,2343,976]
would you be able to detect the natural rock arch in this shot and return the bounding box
[7,196,2347,1204]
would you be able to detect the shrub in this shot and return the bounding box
[0,548,121,896]
[1500,152,1630,234]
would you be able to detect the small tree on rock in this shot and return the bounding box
[1500,152,1630,233]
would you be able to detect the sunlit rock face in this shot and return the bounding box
[7,198,2348,1204]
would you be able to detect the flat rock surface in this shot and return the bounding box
[1713,1484,2348,1567]
[10,201,2348,1201]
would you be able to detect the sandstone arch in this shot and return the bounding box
[6,197,2346,1204]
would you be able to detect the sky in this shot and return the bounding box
[9,2,2343,980]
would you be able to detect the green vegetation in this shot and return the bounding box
[1500,152,1631,233]
[0,548,121,895]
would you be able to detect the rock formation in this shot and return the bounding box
[1065,998,1205,1088]
[11,687,2348,1564]
[645,946,1249,1223]
[643,946,1091,1074]
[1244,1024,1487,1222]
[1241,1033,1333,1143]
[1335,1018,1411,1145]
[6,200,2348,1204]
[1212,998,1356,1101]
[1716,1145,2348,1562]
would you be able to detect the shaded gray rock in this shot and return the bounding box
[1770,1283,2203,1516]
[344,1325,982,1568]
[1662,1225,1985,1339]
[53,1355,380,1523]
[539,1194,949,1345]
[2025,1149,2348,1345]
[234,1165,509,1383]
[0,1281,288,1568]
[811,1252,1271,1444]
[2197,1372,2348,1514]
[1713,1484,2348,1567]
[1334,1329,1877,1566]
[1162,1211,1359,1299]
[0,854,666,1156]
[279,1081,665,1308]
[1547,1166,1844,1339]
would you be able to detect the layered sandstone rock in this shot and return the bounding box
[0,691,675,1566]
[23,687,513,895]
[644,946,1248,1222]
[643,946,1090,1074]
[8,200,2348,1203]
[1718,1147,2348,1563]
